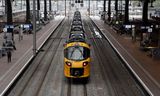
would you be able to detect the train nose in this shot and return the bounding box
[70,68,84,77]
[74,71,80,76]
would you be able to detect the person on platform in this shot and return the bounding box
[7,50,12,63]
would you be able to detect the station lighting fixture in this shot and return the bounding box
[137,1,141,7]
[75,0,83,3]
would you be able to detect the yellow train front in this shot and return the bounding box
[64,41,91,79]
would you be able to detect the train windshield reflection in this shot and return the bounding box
[64,46,90,61]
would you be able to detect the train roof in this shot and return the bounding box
[73,18,81,21]
[70,30,84,34]
[65,11,86,44]
[72,21,82,25]
[66,35,86,43]
[70,26,83,31]
[74,11,81,14]
[69,31,85,38]
[71,24,83,28]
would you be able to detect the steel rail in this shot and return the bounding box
[85,17,149,95]
[89,17,152,96]
[10,19,66,96]
[1,18,65,96]
[84,19,118,96]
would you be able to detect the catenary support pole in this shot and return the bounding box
[33,0,36,56]
[65,0,66,16]
[88,0,90,16]
[103,0,106,20]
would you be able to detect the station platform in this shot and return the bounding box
[0,16,64,95]
[90,16,160,95]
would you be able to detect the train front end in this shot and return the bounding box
[64,42,90,79]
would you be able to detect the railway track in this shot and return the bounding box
[4,15,150,96]
[5,18,69,96]
[66,80,87,96]
[83,17,149,96]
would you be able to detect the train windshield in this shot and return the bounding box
[64,46,90,61]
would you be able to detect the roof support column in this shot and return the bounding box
[37,0,40,25]
[108,0,111,22]
[44,0,48,21]
[6,0,13,24]
[65,0,66,16]
[26,0,31,23]
[88,0,90,16]
[115,0,118,20]
[102,0,106,20]
[6,0,14,42]
[124,0,129,24]
[142,0,149,23]
[33,0,37,56]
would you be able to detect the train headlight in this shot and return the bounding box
[83,62,88,66]
[66,61,72,66]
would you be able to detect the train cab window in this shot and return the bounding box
[64,46,90,61]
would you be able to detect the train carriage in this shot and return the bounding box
[72,20,82,26]
[69,31,85,38]
[70,25,83,32]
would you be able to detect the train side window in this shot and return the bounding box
[83,48,90,59]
